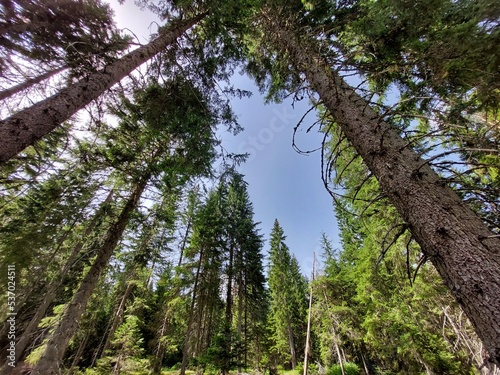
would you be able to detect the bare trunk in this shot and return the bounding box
[30,179,148,375]
[0,13,207,163]
[177,219,192,267]
[0,65,66,101]
[360,352,369,375]
[263,12,500,364]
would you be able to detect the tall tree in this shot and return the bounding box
[267,219,308,369]
[29,75,219,374]
[250,4,500,364]
[30,176,150,375]
[0,13,207,163]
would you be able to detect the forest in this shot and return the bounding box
[0,0,499,374]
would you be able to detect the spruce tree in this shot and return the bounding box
[267,220,308,369]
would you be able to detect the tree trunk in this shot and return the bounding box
[30,179,148,375]
[177,218,192,267]
[0,65,66,101]
[262,11,500,365]
[67,329,90,375]
[0,13,207,164]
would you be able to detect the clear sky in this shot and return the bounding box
[108,0,340,275]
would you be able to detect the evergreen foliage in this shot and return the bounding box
[0,0,499,373]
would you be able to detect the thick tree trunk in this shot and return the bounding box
[263,13,500,365]
[0,13,207,164]
[0,65,66,101]
[30,179,148,375]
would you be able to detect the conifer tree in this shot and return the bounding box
[267,220,308,369]
[248,2,500,364]
[0,13,207,163]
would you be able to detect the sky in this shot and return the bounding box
[108,0,340,275]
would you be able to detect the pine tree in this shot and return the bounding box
[0,13,207,163]
[267,220,308,369]
[249,3,500,364]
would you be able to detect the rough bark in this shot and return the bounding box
[262,13,500,365]
[0,13,207,164]
[30,179,148,375]
[0,65,66,101]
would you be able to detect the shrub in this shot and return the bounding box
[327,362,360,375]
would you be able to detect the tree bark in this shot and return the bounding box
[30,179,148,375]
[0,13,207,164]
[262,12,500,365]
[0,65,66,101]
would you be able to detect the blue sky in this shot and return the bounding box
[109,0,340,275]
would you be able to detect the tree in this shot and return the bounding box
[178,173,266,375]
[267,219,308,369]
[0,66,67,101]
[30,177,150,375]
[0,188,115,374]
[0,13,207,163]
[29,75,219,374]
[250,4,500,364]
[0,0,128,73]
